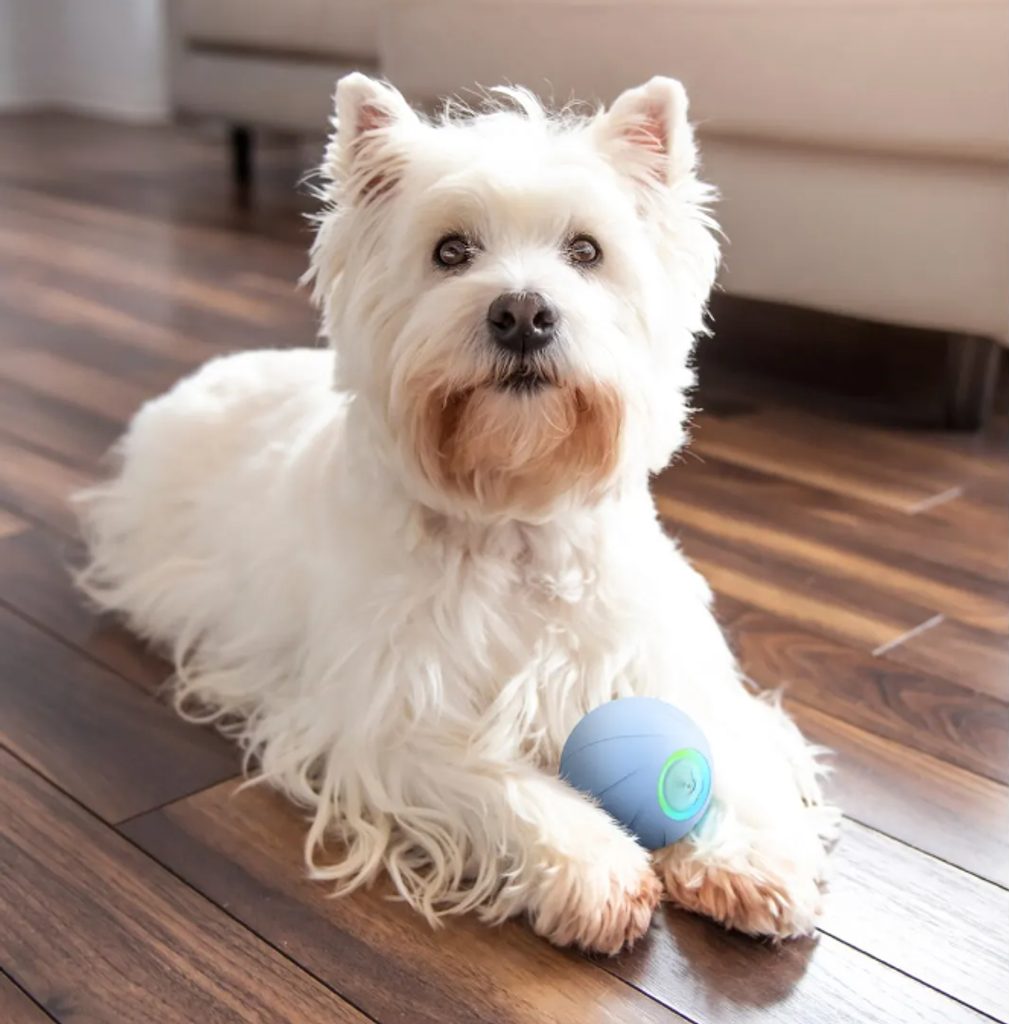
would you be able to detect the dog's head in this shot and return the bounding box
[309,74,719,521]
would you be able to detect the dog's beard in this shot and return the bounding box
[409,362,623,517]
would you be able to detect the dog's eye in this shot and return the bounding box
[566,235,602,267]
[434,235,472,269]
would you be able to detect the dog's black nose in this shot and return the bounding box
[487,292,558,355]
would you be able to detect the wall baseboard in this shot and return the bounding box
[698,293,1007,430]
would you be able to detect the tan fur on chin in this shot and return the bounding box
[413,379,623,516]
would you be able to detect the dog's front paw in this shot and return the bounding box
[529,835,661,955]
[653,811,834,940]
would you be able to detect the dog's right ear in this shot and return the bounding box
[324,73,419,204]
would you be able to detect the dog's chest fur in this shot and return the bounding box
[402,507,650,763]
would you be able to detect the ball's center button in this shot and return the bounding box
[663,758,701,811]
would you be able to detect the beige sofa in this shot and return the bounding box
[173,0,378,132]
[171,0,1008,424]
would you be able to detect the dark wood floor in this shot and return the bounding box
[0,114,1006,1024]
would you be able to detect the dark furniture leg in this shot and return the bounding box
[230,124,253,201]
[945,333,1001,430]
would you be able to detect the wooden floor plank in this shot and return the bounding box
[657,461,1007,634]
[123,781,688,1024]
[0,379,121,471]
[660,447,1005,585]
[0,223,285,328]
[0,257,312,365]
[678,528,931,651]
[824,821,1009,1020]
[0,528,169,692]
[883,617,1009,701]
[790,702,1009,887]
[0,974,54,1024]
[927,484,1009,540]
[0,604,235,822]
[718,598,1009,783]
[0,223,311,345]
[0,269,209,366]
[0,303,185,421]
[0,751,368,1024]
[0,346,151,424]
[0,130,316,247]
[0,437,88,536]
[123,780,990,1024]
[615,910,989,1024]
[0,506,26,540]
[689,407,967,513]
[0,180,309,273]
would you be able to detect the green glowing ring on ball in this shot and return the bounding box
[657,748,711,822]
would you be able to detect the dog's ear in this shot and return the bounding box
[325,73,418,204]
[594,77,696,188]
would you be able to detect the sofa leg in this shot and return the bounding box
[230,124,254,200]
[944,333,1001,430]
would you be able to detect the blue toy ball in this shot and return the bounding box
[560,697,713,850]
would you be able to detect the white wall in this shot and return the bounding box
[0,0,170,120]
[0,0,59,108]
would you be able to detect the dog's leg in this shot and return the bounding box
[374,750,661,955]
[651,686,840,939]
[495,768,662,953]
[637,565,840,939]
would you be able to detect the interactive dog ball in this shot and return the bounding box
[560,697,713,850]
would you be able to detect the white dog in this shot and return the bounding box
[77,74,838,953]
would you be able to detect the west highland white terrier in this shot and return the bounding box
[77,74,839,953]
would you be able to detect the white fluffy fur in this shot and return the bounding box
[76,75,839,952]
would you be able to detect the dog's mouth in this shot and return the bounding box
[493,363,556,394]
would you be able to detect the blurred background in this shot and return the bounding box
[1,0,1006,426]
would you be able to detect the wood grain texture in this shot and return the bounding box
[716,597,1009,783]
[123,781,687,1024]
[0,377,121,474]
[688,407,966,513]
[0,507,26,540]
[656,461,1007,634]
[0,179,310,277]
[0,257,305,370]
[677,528,932,651]
[0,266,207,363]
[0,604,235,822]
[0,974,54,1024]
[791,702,1009,887]
[825,822,1009,1020]
[614,909,990,1024]
[883,616,1009,701]
[0,345,151,424]
[0,527,169,692]
[0,436,87,536]
[0,222,285,327]
[0,751,369,1024]
[660,447,1005,585]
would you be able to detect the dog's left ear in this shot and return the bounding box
[325,73,419,203]
[594,77,696,189]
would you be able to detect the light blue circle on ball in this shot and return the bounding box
[657,748,711,821]
[559,697,713,850]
